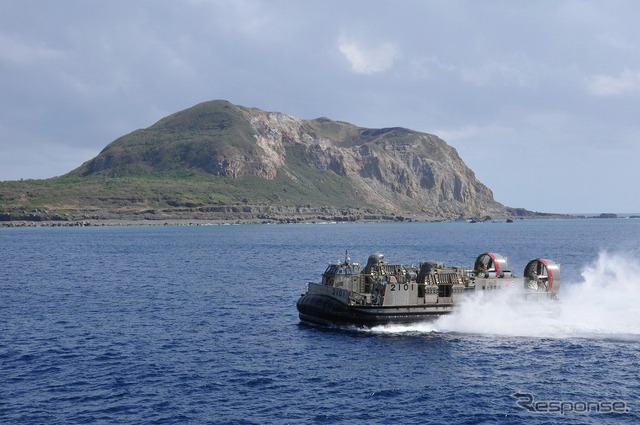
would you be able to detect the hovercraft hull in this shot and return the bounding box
[296,293,450,327]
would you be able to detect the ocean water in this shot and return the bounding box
[1,219,639,424]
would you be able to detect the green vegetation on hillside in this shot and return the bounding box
[0,166,364,217]
[70,101,259,178]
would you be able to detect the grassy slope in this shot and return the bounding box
[0,171,360,216]
[0,147,363,215]
[69,101,259,177]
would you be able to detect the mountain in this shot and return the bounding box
[1,100,541,223]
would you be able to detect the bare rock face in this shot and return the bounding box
[72,100,507,219]
[238,107,503,218]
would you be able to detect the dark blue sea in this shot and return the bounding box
[2,219,640,424]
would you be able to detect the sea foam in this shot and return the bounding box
[370,251,640,339]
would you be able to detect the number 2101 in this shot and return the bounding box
[389,283,412,291]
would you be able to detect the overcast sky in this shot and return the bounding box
[2,1,639,214]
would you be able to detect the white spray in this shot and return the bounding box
[370,252,640,339]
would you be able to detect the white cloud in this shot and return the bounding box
[461,57,535,88]
[586,69,640,96]
[407,56,456,80]
[337,36,398,74]
[597,31,635,51]
[435,125,481,142]
[523,111,569,129]
[0,33,65,65]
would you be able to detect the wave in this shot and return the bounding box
[368,251,640,339]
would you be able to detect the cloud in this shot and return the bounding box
[597,31,635,51]
[434,125,482,142]
[407,56,456,80]
[586,69,640,96]
[0,33,65,65]
[337,36,398,74]
[461,57,536,88]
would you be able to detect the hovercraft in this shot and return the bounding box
[297,251,559,327]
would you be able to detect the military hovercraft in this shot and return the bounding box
[297,251,560,327]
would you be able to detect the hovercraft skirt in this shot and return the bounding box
[296,294,446,327]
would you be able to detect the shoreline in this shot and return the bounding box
[2,211,630,228]
[0,215,602,228]
[1,205,591,228]
[0,216,454,228]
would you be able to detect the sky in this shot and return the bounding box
[1,1,640,214]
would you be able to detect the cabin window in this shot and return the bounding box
[325,265,337,275]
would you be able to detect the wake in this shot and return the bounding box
[369,252,640,339]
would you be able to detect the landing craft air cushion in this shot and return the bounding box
[296,252,560,327]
